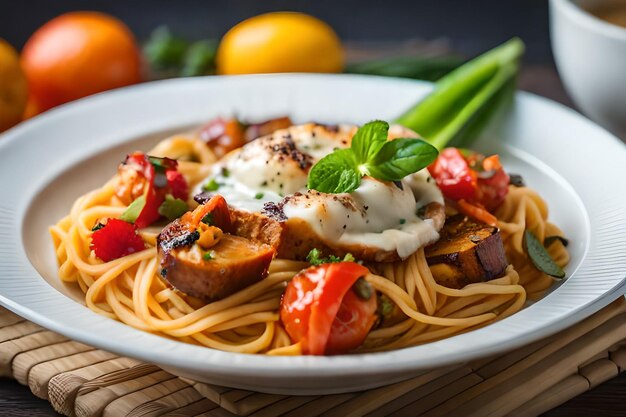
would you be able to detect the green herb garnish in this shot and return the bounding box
[544,235,569,248]
[399,218,406,225]
[307,121,438,194]
[353,278,373,300]
[203,251,215,261]
[524,230,565,279]
[91,222,105,232]
[202,178,221,192]
[254,192,264,200]
[148,156,167,173]
[201,213,213,225]
[158,194,188,221]
[306,248,356,266]
[120,196,146,223]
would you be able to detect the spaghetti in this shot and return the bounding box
[50,134,569,355]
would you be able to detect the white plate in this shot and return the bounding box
[1,74,625,394]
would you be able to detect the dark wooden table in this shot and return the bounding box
[1,64,624,416]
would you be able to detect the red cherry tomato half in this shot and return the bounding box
[428,148,478,201]
[280,262,377,355]
[429,148,510,213]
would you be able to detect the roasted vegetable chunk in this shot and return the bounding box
[425,215,508,288]
[157,195,274,301]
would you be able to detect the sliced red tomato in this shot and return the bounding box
[428,148,478,201]
[90,218,145,262]
[429,148,510,212]
[325,289,378,355]
[280,262,377,355]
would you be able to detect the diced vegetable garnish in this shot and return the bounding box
[90,218,145,262]
[116,152,190,228]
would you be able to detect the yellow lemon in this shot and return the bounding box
[217,12,344,75]
[0,38,28,132]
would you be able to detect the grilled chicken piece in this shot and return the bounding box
[226,200,445,263]
[424,215,508,288]
[157,202,274,301]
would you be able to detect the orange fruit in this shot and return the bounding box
[0,38,28,132]
[217,12,344,75]
[21,11,142,113]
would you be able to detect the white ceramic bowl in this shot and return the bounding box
[1,74,625,394]
[550,0,626,137]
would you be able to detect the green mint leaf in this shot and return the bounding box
[120,196,146,223]
[351,120,389,164]
[158,195,188,221]
[366,138,439,181]
[307,149,361,193]
[202,178,220,192]
[524,230,565,279]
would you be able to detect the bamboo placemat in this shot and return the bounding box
[1,298,625,416]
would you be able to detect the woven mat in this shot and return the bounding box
[1,298,625,417]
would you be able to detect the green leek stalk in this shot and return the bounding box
[394,38,525,150]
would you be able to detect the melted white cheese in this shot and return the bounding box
[194,123,443,258]
[282,177,440,258]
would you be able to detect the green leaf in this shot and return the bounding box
[158,195,188,221]
[144,26,188,70]
[367,138,439,181]
[202,178,220,192]
[181,40,217,77]
[307,149,361,194]
[306,248,357,266]
[345,55,464,81]
[203,251,215,261]
[544,235,569,248]
[254,192,264,200]
[351,120,389,164]
[120,196,146,223]
[524,230,565,279]
[201,213,213,225]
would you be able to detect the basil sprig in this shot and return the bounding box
[307,121,438,194]
[524,230,565,279]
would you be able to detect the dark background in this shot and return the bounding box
[1,0,552,63]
